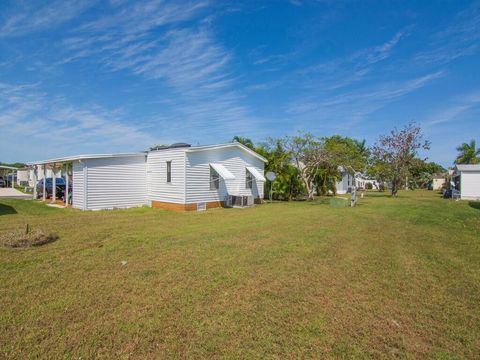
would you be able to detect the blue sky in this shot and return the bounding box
[0,0,479,166]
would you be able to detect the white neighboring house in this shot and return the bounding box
[336,167,377,194]
[452,164,480,200]
[336,166,355,194]
[27,142,267,211]
[432,174,446,191]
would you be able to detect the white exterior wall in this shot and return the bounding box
[72,161,85,210]
[433,178,445,191]
[147,148,186,204]
[185,147,265,204]
[16,169,29,185]
[336,172,352,194]
[84,156,147,210]
[460,171,480,200]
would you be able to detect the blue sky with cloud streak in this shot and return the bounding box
[0,0,479,166]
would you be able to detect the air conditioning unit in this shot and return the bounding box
[225,195,254,208]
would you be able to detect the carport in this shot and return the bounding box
[26,160,72,207]
[0,165,18,188]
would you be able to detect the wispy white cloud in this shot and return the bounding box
[422,91,480,127]
[57,1,264,143]
[297,28,410,92]
[287,71,445,127]
[0,0,97,38]
[0,82,157,160]
[414,2,480,65]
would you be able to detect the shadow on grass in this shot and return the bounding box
[0,203,17,216]
[469,202,480,210]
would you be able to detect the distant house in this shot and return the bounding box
[16,167,31,186]
[336,166,377,194]
[27,142,266,211]
[431,174,446,191]
[452,165,480,200]
[336,166,355,194]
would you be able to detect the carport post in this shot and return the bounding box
[32,167,37,199]
[52,164,56,203]
[42,165,46,201]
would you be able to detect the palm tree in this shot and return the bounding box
[455,139,480,164]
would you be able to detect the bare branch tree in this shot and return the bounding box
[282,133,330,200]
[371,124,430,196]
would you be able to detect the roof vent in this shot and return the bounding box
[149,143,191,151]
[170,143,191,148]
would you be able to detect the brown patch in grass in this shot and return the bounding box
[0,226,58,248]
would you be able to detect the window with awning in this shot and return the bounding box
[209,163,235,180]
[246,167,266,182]
[210,163,235,190]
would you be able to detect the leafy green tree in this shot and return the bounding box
[272,164,305,201]
[455,139,480,164]
[258,138,305,201]
[232,136,255,150]
[409,159,446,188]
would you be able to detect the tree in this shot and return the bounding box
[371,124,430,196]
[455,139,480,164]
[324,135,368,172]
[314,136,368,195]
[409,159,446,188]
[232,136,255,150]
[282,133,329,200]
[256,138,306,201]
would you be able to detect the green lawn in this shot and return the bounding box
[1,191,479,359]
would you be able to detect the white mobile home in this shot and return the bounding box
[452,165,480,200]
[27,143,266,211]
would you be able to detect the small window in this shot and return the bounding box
[246,169,254,189]
[210,167,219,190]
[166,161,172,183]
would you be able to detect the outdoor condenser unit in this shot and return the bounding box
[225,195,254,207]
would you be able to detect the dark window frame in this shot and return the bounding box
[166,161,172,183]
[246,169,254,189]
[210,167,219,190]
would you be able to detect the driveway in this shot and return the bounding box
[0,188,32,199]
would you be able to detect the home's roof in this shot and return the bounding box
[26,142,268,166]
[187,142,268,163]
[27,152,146,166]
[455,164,480,172]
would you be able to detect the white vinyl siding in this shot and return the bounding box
[83,156,147,210]
[72,160,85,210]
[460,171,480,200]
[147,149,186,204]
[185,147,265,204]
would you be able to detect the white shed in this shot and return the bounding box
[453,164,480,200]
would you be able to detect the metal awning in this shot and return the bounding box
[246,166,266,181]
[210,163,235,180]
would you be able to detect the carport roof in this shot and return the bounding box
[27,152,147,166]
